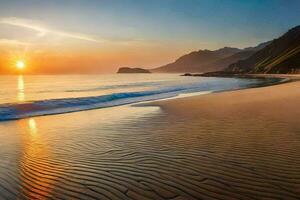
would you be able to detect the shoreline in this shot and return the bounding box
[138,74,298,107]
[145,74,300,111]
[0,74,287,122]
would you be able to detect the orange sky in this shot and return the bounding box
[0,19,204,74]
[0,41,194,74]
[1,1,299,74]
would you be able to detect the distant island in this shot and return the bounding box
[117,67,151,73]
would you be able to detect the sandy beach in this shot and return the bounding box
[143,75,300,199]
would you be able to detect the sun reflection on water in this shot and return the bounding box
[17,75,25,102]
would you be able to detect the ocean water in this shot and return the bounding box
[0,74,278,121]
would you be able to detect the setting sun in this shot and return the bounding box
[16,60,25,70]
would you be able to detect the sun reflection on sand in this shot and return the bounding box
[18,118,59,199]
[28,118,37,136]
[17,75,25,102]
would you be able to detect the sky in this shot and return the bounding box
[0,0,299,74]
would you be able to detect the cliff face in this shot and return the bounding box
[117,67,151,73]
[226,26,300,74]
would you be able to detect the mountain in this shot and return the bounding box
[151,43,268,73]
[203,50,257,71]
[151,47,242,73]
[243,41,271,51]
[117,67,151,73]
[212,47,242,57]
[226,26,300,74]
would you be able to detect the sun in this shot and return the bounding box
[16,60,26,70]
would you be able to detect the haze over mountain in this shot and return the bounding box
[226,26,300,74]
[151,43,269,73]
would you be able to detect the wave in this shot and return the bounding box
[0,85,204,121]
[64,81,163,93]
[0,77,283,121]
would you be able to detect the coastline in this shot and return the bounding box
[0,74,283,121]
[146,74,300,112]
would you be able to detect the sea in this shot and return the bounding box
[0,74,279,121]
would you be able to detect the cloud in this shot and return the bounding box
[0,17,155,48]
[0,17,104,43]
[0,38,31,46]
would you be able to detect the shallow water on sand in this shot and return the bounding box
[0,105,164,199]
[1,97,300,199]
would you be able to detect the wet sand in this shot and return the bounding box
[145,75,300,199]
